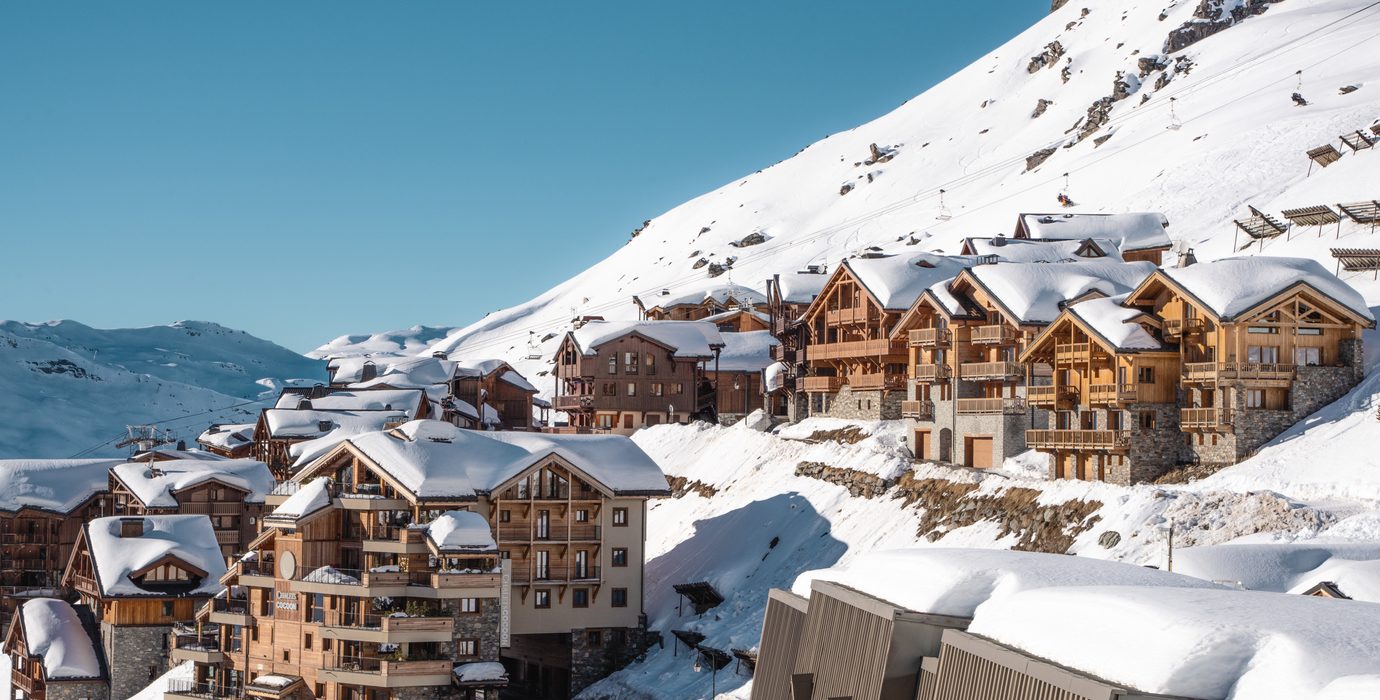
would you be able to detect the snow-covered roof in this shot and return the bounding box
[328,355,455,388]
[273,389,425,415]
[921,276,983,320]
[1157,256,1375,322]
[337,420,670,499]
[453,661,507,684]
[1065,295,1166,352]
[1017,212,1171,253]
[650,284,766,309]
[0,459,122,515]
[427,511,497,553]
[451,358,508,378]
[775,269,831,305]
[964,259,1156,325]
[196,423,255,453]
[498,370,538,394]
[711,330,776,373]
[791,548,1218,618]
[263,409,408,439]
[1176,543,1380,602]
[567,320,725,358]
[19,599,102,680]
[700,308,770,326]
[964,236,1123,263]
[764,361,787,392]
[842,253,971,311]
[111,458,276,508]
[968,586,1380,699]
[84,515,227,598]
[267,477,333,523]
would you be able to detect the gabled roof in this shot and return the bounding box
[838,253,972,311]
[15,599,103,681]
[262,408,408,440]
[111,458,276,508]
[773,269,832,306]
[647,284,767,310]
[961,236,1123,262]
[273,388,426,415]
[196,423,255,453]
[1014,212,1171,253]
[265,477,334,526]
[1064,295,1168,352]
[0,459,121,516]
[956,259,1157,326]
[81,515,227,598]
[1137,257,1375,325]
[427,511,497,554]
[566,320,725,359]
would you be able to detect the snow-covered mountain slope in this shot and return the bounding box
[0,321,326,458]
[317,0,1380,388]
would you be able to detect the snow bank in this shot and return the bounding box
[969,586,1380,699]
[427,511,497,552]
[19,599,101,679]
[1176,542,1380,600]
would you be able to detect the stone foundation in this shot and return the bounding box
[570,625,653,696]
[46,681,110,700]
[448,596,502,662]
[104,623,172,700]
[811,386,903,421]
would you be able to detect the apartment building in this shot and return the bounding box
[798,253,970,421]
[891,259,1155,468]
[633,284,767,322]
[324,357,539,431]
[197,424,257,459]
[1010,212,1172,264]
[1020,256,1373,483]
[107,458,275,561]
[0,459,119,632]
[65,515,228,700]
[6,597,109,700]
[764,267,831,421]
[551,320,725,432]
[181,420,667,700]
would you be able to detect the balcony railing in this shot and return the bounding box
[805,339,901,361]
[172,632,221,653]
[909,328,951,347]
[497,524,602,543]
[955,397,1027,415]
[958,361,1022,381]
[802,376,845,393]
[1054,343,1092,361]
[970,325,1018,344]
[326,654,454,677]
[825,307,878,325]
[1025,430,1132,450]
[848,372,907,391]
[1087,384,1137,404]
[166,680,242,700]
[1026,385,1077,406]
[901,400,935,420]
[512,564,602,585]
[553,395,594,411]
[1164,317,1205,337]
[1183,362,1296,382]
[913,364,951,382]
[1181,407,1232,429]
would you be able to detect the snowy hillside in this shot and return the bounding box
[0,320,326,458]
[319,0,1380,392]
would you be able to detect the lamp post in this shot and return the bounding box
[693,651,718,697]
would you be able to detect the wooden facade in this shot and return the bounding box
[4,600,108,700]
[799,265,909,401]
[552,332,717,433]
[450,362,538,431]
[0,498,109,632]
[108,472,264,563]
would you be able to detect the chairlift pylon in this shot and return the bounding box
[1167,97,1182,131]
[1057,173,1077,208]
[935,189,953,221]
[526,331,542,360]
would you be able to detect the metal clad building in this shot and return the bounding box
[752,589,811,700]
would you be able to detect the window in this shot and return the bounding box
[1137,367,1155,384]
[598,414,614,429]
[612,588,628,608]
[251,627,259,642]
[304,633,313,650]
[608,356,617,375]
[602,382,617,396]
[1107,411,1123,430]
[500,510,511,523]
[315,684,325,698]
[323,638,331,652]
[1295,347,1322,366]
[586,630,602,646]
[575,509,589,522]
[149,666,158,681]
[612,548,628,567]
[1138,411,1157,430]
[459,598,479,613]
[672,382,685,395]
[1297,327,1322,336]
[612,508,628,526]
[624,351,639,374]
[1246,389,1264,408]
[535,590,551,609]
[162,601,174,617]
[1247,345,1280,363]
[1247,326,1279,334]
[573,588,589,608]
[282,649,290,663]
[456,639,478,657]
[651,383,664,397]
[626,382,637,397]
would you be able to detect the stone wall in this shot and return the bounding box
[814,386,903,421]
[103,623,171,700]
[1124,403,1182,483]
[47,681,110,700]
[448,597,502,663]
[570,625,653,696]
[911,399,1046,467]
[393,685,462,700]
[794,462,894,498]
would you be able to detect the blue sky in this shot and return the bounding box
[1,2,1046,352]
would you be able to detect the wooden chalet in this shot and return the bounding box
[552,320,724,433]
[1012,212,1172,264]
[5,598,108,700]
[107,458,275,561]
[66,515,228,700]
[764,267,831,421]
[633,285,767,322]
[196,424,257,459]
[701,307,770,333]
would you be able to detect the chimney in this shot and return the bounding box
[176,439,186,451]
[318,420,334,433]
[118,518,145,538]
[432,351,449,360]
[992,234,1007,247]
[1177,248,1197,268]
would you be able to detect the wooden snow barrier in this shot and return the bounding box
[696,645,733,672]
[1306,144,1342,172]
[1339,130,1377,153]
[1330,248,1380,278]
[673,581,726,616]
[1338,201,1380,231]
[1281,204,1343,238]
[1233,205,1288,249]
[731,647,758,676]
[671,629,706,656]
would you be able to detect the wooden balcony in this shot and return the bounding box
[1054,343,1092,362]
[553,395,594,411]
[806,338,902,361]
[322,655,456,688]
[959,361,1022,381]
[1183,362,1296,383]
[901,400,935,420]
[1025,430,1132,450]
[909,328,951,347]
[1181,407,1232,429]
[318,613,455,644]
[1163,317,1205,338]
[825,307,878,325]
[913,364,951,382]
[1088,383,1141,405]
[849,372,907,391]
[955,397,1027,415]
[970,324,1018,345]
[1026,385,1077,407]
[802,375,845,393]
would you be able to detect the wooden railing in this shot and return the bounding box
[826,307,877,325]
[909,328,951,346]
[970,324,1017,344]
[1164,317,1205,337]
[1183,362,1296,381]
[1054,343,1091,361]
[806,338,900,361]
[1088,384,1139,404]
[913,364,951,382]
[955,397,1027,415]
[849,372,907,390]
[901,400,935,420]
[959,361,1022,380]
[1026,385,1077,406]
[553,395,593,411]
[1180,407,1231,428]
[802,376,845,392]
[1025,430,1132,450]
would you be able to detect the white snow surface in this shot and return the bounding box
[264,408,407,439]
[567,320,724,358]
[843,253,971,311]
[1018,211,1170,252]
[968,586,1380,699]
[86,515,227,597]
[0,458,123,514]
[427,510,497,552]
[1067,294,1166,350]
[712,331,776,373]
[1160,256,1375,321]
[274,389,425,414]
[453,661,508,683]
[650,284,766,310]
[111,458,276,507]
[195,423,255,452]
[966,259,1156,324]
[19,598,101,679]
[964,236,1124,263]
[269,477,333,521]
[1176,542,1380,600]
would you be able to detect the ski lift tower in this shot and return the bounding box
[115,424,176,458]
